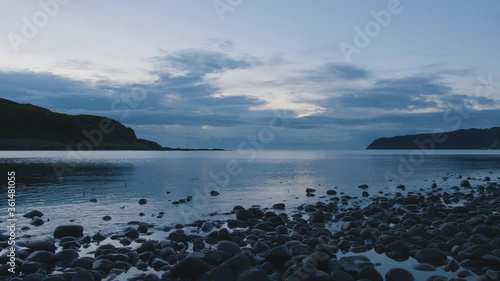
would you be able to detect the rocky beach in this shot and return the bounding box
[1,175,499,281]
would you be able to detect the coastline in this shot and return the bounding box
[1,178,498,280]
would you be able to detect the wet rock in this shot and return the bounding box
[330,270,354,281]
[236,209,254,221]
[306,188,317,193]
[138,199,147,205]
[385,268,415,281]
[210,190,220,197]
[54,225,84,238]
[71,268,95,281]
[201,222,214,232]
[102,216,111,221]
[208,263,232,281]
[460,180,471,187]
[358,184,369,189]
[30,217,44,226]
[265,245,292,268]
[357,265,383,281]
[415,248,448,266]
[217,241,242,256]
[26,250,55,264]
[24,210,44,218]
[272,203,285,210]
[92,259,113,272]
[237,268,271,281]
[170,256,210,279]
[309,210,326,223]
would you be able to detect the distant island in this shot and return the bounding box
[367,127,500,150]
[0,98,223,151]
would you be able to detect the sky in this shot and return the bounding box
[0,0,499,149]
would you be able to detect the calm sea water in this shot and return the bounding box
[1,150,499,238]
[0,150,499,280]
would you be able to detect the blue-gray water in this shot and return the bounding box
[1,150,499,280]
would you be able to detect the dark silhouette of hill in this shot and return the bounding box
[366,127,500,149]
[0,98,162,150]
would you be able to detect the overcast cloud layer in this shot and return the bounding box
[0,1,499,149]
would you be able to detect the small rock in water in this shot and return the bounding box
[138,198,148,205]
[30,217,44,226]
[210,190,220,197]
[460,180,471,187]
[306,188,316,193]
[272,203,285,210]
[358,184,369,189]
[102,215,111,221]
[24,210,44,218]
[54,225,84,238]
[385,268,415,281]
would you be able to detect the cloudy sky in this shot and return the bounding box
[1,0,499,149]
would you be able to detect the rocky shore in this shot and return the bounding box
[1,178,499,281]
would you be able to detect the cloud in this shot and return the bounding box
[152,49,260,79]
[334,76,451,110]
[305,63,370,82]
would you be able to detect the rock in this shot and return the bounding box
[309,211,326,223]
[23,273,46,281]
[236,209,254,221]
[92,259,113,272]
[265,245,292,268]
[168,232,188,243]
[285,264,330,281]
[170,257,209,279]
[71,268,95,281]
[217,241,242,256]
[272,203,285,210]
[30,217,44,226]
[210,190,220,196]
[440,222,461,237]
[54,249,79,266]
[486,270,500,281]
[237,268,270,281]
[102,216,111,221]
[327,190,337,195]
[385,268,415,281]
[208,263,233,281]
[330,270,354,281]
[358,184,369,189]
[54,225,84,238]
[69,257,95,270]
[306,188,316,193]
[415,248,448,266]
[125,228,140,239]
[138,199,147,205]
[201,222,214,232]
[460,180,471,187]
[412,263,437,271]
[24,210,44,218]
[357,266,383,281]
[25,241,55,251]
[26,250,55,264]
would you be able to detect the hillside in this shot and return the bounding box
[0,98,162,150]
[366,127,500,149]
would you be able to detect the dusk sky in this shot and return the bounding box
[1,0,499,149]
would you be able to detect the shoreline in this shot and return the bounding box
[1,179,499,280]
